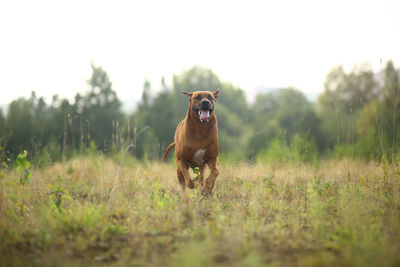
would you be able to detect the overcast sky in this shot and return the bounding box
[1,0,399,106]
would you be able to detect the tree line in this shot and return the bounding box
[0,61,399,165]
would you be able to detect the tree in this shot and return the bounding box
[218,82,250,122]
[382,61,400,158]
[77,63,124,151]
[383,60,400,102]
[357,61,400,159]
[5,98,37,155]
[140,79,152,109]
[317,64,378,152]
[0,109,4,130]
[320,64,377,115]
[0,109,5,143]
[248,88,321,159]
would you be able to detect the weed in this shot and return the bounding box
[49,186,67,213]
[0,145,10,169]
[150,178,177,209]
[16,150,31,186]
[193,167,201,181]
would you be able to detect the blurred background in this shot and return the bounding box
[0,0,399,164]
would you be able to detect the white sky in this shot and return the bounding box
[0,0,399,106]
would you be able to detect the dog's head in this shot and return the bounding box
[183,90,220,123]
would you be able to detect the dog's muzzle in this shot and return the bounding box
[195,100,213,123]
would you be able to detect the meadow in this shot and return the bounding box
[1,154,400,267]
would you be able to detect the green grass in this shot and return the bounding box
[0,155,400,266]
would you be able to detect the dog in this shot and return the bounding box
[163,90,220,201]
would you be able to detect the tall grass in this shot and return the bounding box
[0,154,399,266]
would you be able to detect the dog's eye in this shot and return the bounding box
[195,95,201,100]
[207,95,213,101]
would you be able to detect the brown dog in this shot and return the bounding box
[163,90,220,201]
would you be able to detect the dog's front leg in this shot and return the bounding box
[202,158,219,196]
[199,164,206,190]
[177,160,195,189]
[176,169,189,203]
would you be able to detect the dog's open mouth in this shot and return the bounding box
[198,109,211,122]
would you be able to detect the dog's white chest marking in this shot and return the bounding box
[193,149,207,166]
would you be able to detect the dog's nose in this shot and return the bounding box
[202,100,210,107]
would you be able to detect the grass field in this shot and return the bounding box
[1,154,400,266]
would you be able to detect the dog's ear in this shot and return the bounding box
[213,89,220,99]
[182,91,193,97]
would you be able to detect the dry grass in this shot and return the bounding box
[0,155,399,266]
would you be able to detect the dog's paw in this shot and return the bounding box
[201,188,212,197]
[187,180,195,189]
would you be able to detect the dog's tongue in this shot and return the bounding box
[199,110,210,121]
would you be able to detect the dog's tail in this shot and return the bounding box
[163,142,175,160]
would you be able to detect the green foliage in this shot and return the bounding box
[48,174,71,213]
[150,178,177,209]
[16,150,31,185]
[291,133,319,163]
[257,134,318,164]
[0,110,5,147]
[1,61,400,163]
[53,203,105,235]
[257,137,290,163]
[5,97,37,154]
[216,104,249,159]
[320,64,377,115]
[249,88,321,160]
[78,63,124,151]
[1,63,124,162]
[0,145,10,169]
[318,61,400,160]
[317,64,377,152]
[192,167,201,181]
[49,186,67,213]
[101,224,126,240]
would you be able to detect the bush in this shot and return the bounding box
[257,138,290,163]
[257,134,318,164]
[291,134,318,163]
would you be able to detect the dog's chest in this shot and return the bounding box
[193,149,207,166]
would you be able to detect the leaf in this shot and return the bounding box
[193,167,201,180]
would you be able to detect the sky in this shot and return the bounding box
[0,0,399,108]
